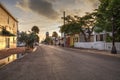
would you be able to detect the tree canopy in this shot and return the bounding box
[60,12,97,42]
[95,0,120,41]
[18,26,40,48]
[31,26,40,34]
[52,31,58,38]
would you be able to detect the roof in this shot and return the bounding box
[0,3,18,22]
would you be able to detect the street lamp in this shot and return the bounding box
[111,16,117,54]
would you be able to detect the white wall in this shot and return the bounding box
[74,42,120,52]
[105,43,120,52]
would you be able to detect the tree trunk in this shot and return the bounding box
[81,31,88,42]
[87,33,91,42]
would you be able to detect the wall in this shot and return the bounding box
[0,36,6,49]
[0,4,17,50]
[0,6,17,34]
[0,36,16,50]
[74,42,120,52]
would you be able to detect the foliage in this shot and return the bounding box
[95,0,120,41]
[77,12,97,41]
[44,37,53,44]
[18,30,39,48]
[18,31,28,42]
[52,31,58,38]
[105,34,112,42]
[35,35,39,42]
[60,22,81,35]
[31,26,40,34]
[26,32,37,48]
[60,12,97,42]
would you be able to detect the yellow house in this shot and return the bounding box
[65,34,79,47]
[0,3,18,50]
[70,34,79,47]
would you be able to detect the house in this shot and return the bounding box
[0,3,18,50]
[66,34,79,47]
[74,31,120,52]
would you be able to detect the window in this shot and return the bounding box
[8,16,9,24]
[96,35,99,41]
[100,34,103,41]
[96,34,104,41]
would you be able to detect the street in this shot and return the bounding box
[0,44,120,80]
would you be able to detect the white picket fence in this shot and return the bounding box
[74,42,120,52]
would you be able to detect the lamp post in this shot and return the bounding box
[111,15,117,54]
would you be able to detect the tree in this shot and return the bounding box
[60,12,97,42]
[18,27,40,48]
[18,31,28,43]
[26,32,37,48]
[52,31,58,45]
[52,31,58,38]
[76,12,97,42]
[31,26,40,34]
[60,22,81,35]
[95,0,120,41]
[18,31,36,48]
[31,26,40,43]
[44,37,53,45]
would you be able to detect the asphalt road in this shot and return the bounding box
[0,44,120,80]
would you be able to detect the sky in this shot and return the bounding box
[0,0,99,41]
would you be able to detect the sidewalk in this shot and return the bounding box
[55,45,120,58]
[73,47,120,58]
[0,47,26,59]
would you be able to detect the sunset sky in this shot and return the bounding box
[0,0,99,41]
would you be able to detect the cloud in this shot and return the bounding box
[16,0,59,19]
[16,0,30,11]
[16,0,99,19]
[48,0,99,15]
[86,0,99,8]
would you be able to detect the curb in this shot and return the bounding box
[72,47,120,58]
[33,46,37,52]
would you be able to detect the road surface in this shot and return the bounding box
[0,44,120,80]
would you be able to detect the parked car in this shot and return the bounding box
[17,42,26,47]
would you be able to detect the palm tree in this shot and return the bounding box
[52,31,58,45]
[52,31,58,38]
[31,26,40,34]
[31,26,40,43]
[27,32,37,48]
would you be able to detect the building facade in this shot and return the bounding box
[0,3,18,50]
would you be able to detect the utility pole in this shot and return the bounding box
[63,11,65,27]
[63,11,66,47]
